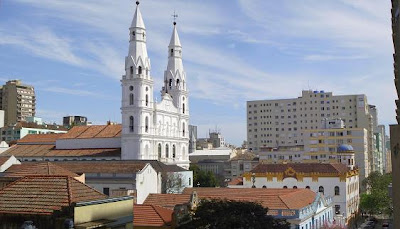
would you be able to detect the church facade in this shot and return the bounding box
[121,2,190,169]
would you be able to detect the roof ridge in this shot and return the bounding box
[93,125,109,138]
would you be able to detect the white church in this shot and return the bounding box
[121,1,190,169]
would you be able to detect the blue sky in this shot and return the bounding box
[0,0,395,145]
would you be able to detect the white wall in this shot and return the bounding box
[136,163,159,204]
[56,137,121,149]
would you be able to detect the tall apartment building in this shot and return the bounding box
[391,0,400,226]
[0,80,36,126]
[247,90,374,152]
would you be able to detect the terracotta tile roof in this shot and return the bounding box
[133,204,173,227]
[0,176,107,215]
[4,162,79,178]
[1,144,55,157]
[54,161,148,174]
[0,156,10,165]
[182,188,316,210]
[228,177,243,186]
[251,163,349,174]
[17,133,65,144]
[0,144,120,157]
[144,194,191,209]
[60,125,121,139]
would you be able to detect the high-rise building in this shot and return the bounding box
[120,2,190,168]
[0,80,36,126]
[63,116,88,128]
[390,0,400,226]
[247,90,374,154]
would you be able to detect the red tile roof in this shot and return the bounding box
[144,194,191,209]
[0,144,120,157]
[17,133,65,144]
[251,163,349,174]
[133,204,173,227]
[0,156,11,165]
[60,125,121,139]
[4,162,79,178]
[228,177,243,186]
[0,176,107,215]
[182,188,316,210]
[54,161,147,174]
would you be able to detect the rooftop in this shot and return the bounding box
[17,133,65,144]
[133,204,173,227]
[190,147,233,156]
[182,188,316,210]
[0,175,107,215]
[144,193,192,209]
[59,125,121,139]
[4,162,79,178]
[251,163,349,174]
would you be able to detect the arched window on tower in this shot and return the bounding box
[145,94,149,106]
[319,186,324,195]
[166,144,169,158]
[158,144,162,159]
[129,116,134,132]
[183,103,185,114]
[145,117,149,133]
[138,66,142,75]
[182,122,185,137]
[173,145,176,158]
[169,79,172,88]
[129,93,134,105]
[170,48,174,56]
[176,79,180,87]
[334,186,340,195]
[130,66,133,75]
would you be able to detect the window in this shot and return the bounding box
[183,103,185,114]
[169,79,173,87]
[306,186,310,189]
[335,186,340,195]
[293,186,297,189]
[138,66,142,74]
[129,93,134,105]
[170,48,174,56]
[129,85,134,91]
[182,122,185,136]
[176,79,180,86]
[319,186,324,194]
[158,144,162,159]
[130,66,133,75]
[283,186,288,189]
[166,144,169,158]
[146,94,149,106]
[173,145,176,158]
[189,178,191,186]
[262,185,267,188]
[335,205,341,214]
[145,117,149,133]
[103,187,110,196]
[129,116,134,132]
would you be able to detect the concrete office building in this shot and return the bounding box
[391,0,400,226]
[247,90,375,160]
[63,115,88,128]
[0,80,36,126]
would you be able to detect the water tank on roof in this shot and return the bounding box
[313,91,318,93]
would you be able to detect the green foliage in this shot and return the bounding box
[189,164,218,187]
[360,172,392,216]
[177,199,290,229]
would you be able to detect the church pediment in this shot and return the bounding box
[156,93,178,113]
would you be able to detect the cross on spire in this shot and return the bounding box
[172,11,178,25]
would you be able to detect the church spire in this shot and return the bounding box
[131,1,145,29]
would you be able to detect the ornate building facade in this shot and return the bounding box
[121,2,190,168]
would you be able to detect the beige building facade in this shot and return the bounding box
[0,80,36,126]
[247,90,373,152]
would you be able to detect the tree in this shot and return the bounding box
[360,172,392,216]
[177,199,290,229]
[189,164,218,187]
[162,172,184,194]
